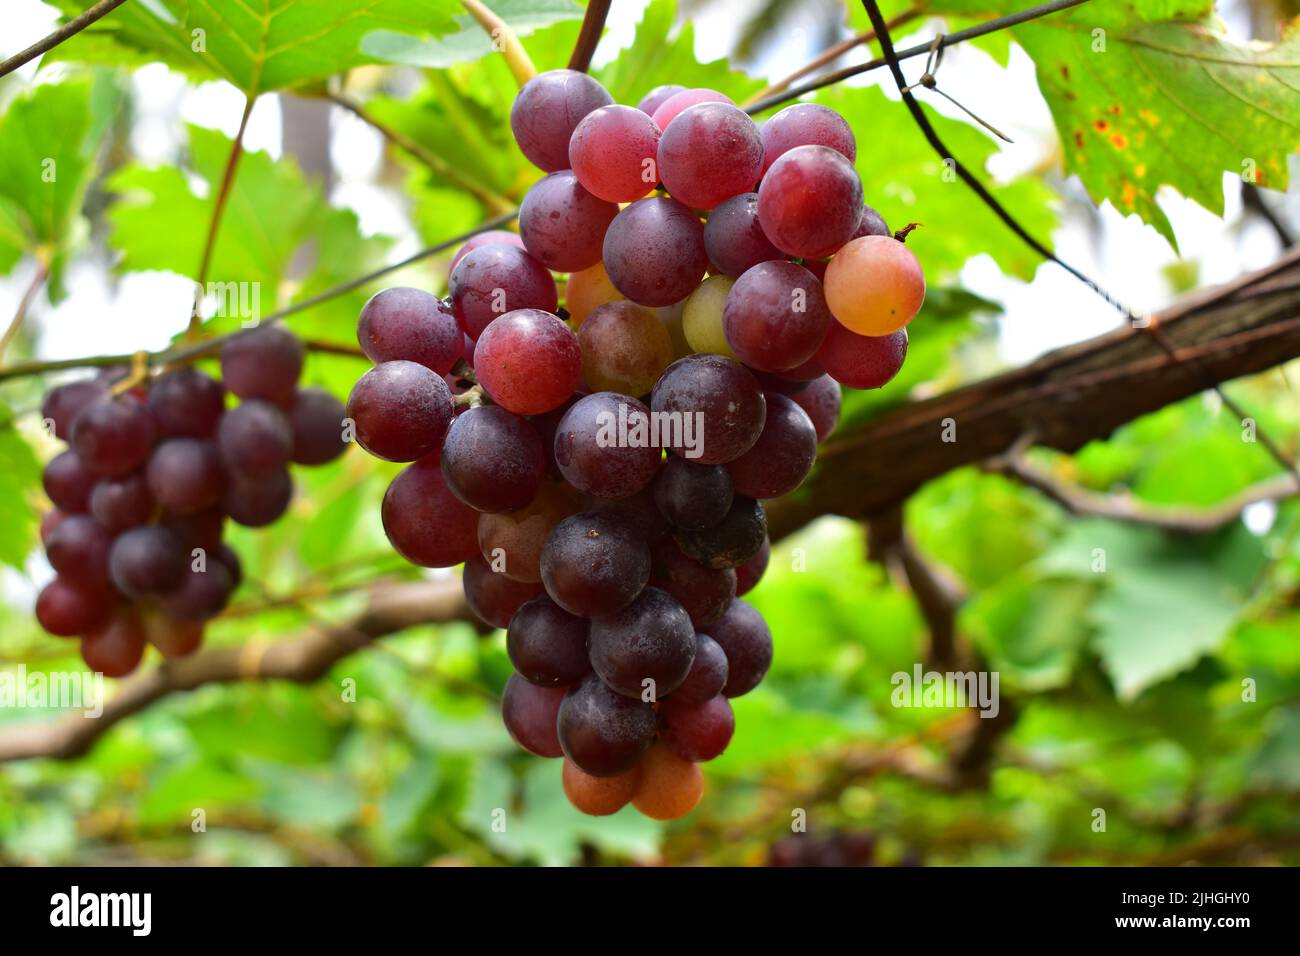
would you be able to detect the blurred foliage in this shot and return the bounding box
[0,0,1297,867]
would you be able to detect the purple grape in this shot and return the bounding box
[109,525,187,599]
[223,467,293,527]
[382,458,481,568]
[735,535,771,596]
[502,673,566,758]
[519,170,619,272]
[70,395,156,477]
[357,287,462,374]
[287,388,348,465]
[553,392,661,500]
[448,244,559,340]
[510,69,613,172]
[43,450,97,513]
[556,673,657,776]
[602,197,708,307]
[541,511,650,617]
[147,367,226,437]
[657,101,763,210]
[791,374,842,442]
[462,556,544,629]
[649,537,736,628]
[709,598,773,696]
[441,405,545,513]
[650,354,766,465]
[726,392,818,499]
[42,379,107,440]
[723,260,832,373]
[506,595,591,687]
[703,192,785,277]
[219,325,304,404]
[588,586,696,700]
[45,514,113,585]
[345,360,453,463]
[216,399,293,476]
[672,633,729,704]
[674,496,767,569]
[160,561,234,621]
[653,455,733,530]
[90,473,155,531]
[36,576,115,637]
[147,438,226,515]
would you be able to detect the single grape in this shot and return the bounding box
[681,274,737,359]
[382,458,480,568]
[81,609,147,677]
[506,595,591,687]
[70,395,156,478]
[219,325,304,404]
[45,514,113,585]
[519,170,619,272]
[658,102,763,210]
[43,450,97,513]
[448,244,558,340]
[36,577,115,637]
[287,388,348,465]
[631,743,703,820]
[540,511,650,617]
[709,598,773,696]
[791,374,842,441]
[759,102,856,176]
[672,633,729,703]
[724,261,832,373]
[674,495,767,569]
[565,261,623,327]
[346,361,453,462]
[569,104,662,203]
[578,300,674,396]
[588,586,696,700]
[478,481,580,582]
[727,392,817,499]
[651,87,733,132]
[653,456,733,531]
[734,535,771,596]
[42,379,106,440]
[357,287,462,374]
[553,392,661,499]
[462,556,545,629]
[165,507,224,552]
[441,405,545,513]
[144,612,204,659]
[448,231,526,278]
[147,367,226,438]
[851,204,891,239]
[557,674,657,776]
[816,323,908,389]
[160,561,234,621]
[510,69,613,172]
[602,197,708,307]
[703,192,785,278]
[824,234,925,335]
[474,308,581,415]
[758,145,864,259]
[215,399,293,477]
[650,354,766,465]
[660,693,735,762]
[109,525,187,599]
[636,84,686,117]
[648,537,736,628]
[501,673,567,758]
[562,758,639,816]
[223,467,293,527]
[147,438,225,516]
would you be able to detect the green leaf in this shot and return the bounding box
[0,78,109,270]
[0,407,42,571]
[927,0,1300,246]
[363,0,583,68]
[50,0,461,95]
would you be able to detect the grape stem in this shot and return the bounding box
[568,0,612,73]
[461,0,537,87]
[0,0,130,79]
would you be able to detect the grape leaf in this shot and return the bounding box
[362,0,583,68]
[0,406,41,571]
[924,0,1300,246]
[49,0,461,95]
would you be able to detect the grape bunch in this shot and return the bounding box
[36,326,348,675]
[348,73,925,820]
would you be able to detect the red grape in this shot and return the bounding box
[648,537,736,628]
[651,87,732,132]
[589,586,696,700]
[81,609,147,677]
[36,577,114,636]
[287,388,348,465]
[540,511,650,617]
[42,379,106,440]
[70,395,155,477]
[45,514,113,584]
[723,260,832,372]
[146,438,225,515]
[557,674,657,776]
[734,535,771,596]
[357,287,462,374]
[448,230,526,277]
[569,104,662,203]
[657,102,763,210]
[758,145,864,259]
[703,192,785,277]
[473,308,581,415]
[816,323,908,389]
[553,392,661,499]
[506,595,591,687]
[502,674,566,758]
[382,458,480,568]
[449,244,558,340]
[346,360,453,462]
[510,69,613,172]
[672,632,729,704]
[759,102,856,176]
[147,367,225,437]
[650,354,766,465]
[660,693,734,761]
[43,450,97,512]
[216,399,293,475]
[441,405,545,513]
[219,325,304,404]
[602,197,708,307]
[709,598,773,696]
[462,556,545,629]
[636,84,686,116]
[727,392,817,499]
[791,374,842,441]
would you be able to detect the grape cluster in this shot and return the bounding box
[349,74,925,820]
[36,327,348,675]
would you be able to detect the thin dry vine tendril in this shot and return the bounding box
[0,0,131,79]
[859,0,1300,488]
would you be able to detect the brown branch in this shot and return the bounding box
[988,454,1300,534]
[0,0,130,79]
[568,0,612,73]
[0,255,50,363]
[0,578,476,763]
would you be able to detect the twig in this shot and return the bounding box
[461,0,536,87]
[987,453,1299,533]
[745,0,1092,116]
[0,0,130,79]
[0,211,519,384]
[1243,181,1295,248]
[568,0,612,73]
[327,92,514,213]
[0,255,50,363]
[297,338,368,359]
[742,7,922,107]
[189,94,255,339]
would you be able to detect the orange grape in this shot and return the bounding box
[562,758,640,815]
[631,743,703,820]
[824,235,925,336]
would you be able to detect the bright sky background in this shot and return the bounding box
[0,0,1294,368]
